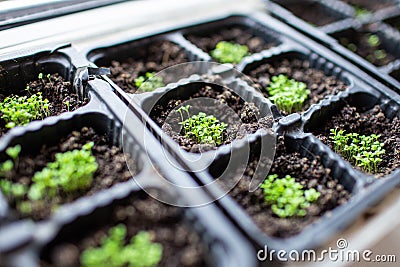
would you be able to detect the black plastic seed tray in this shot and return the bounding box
[73,10,400,260]
[0,48,256,267]
[265,0,400,92]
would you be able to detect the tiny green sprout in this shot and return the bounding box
[374,50,387,60]
[6,145,21,160]
[266,74,311,113]
[177,105,227,146]
[80,224,163,267]
[347,43,357,52]
[38,73,45,84]
[0,160,14,179]
[0,145,24,193]
[25,85,31,95]
[134,72,165,92]
[0,180,15,197]
[0,160,13,172]
[46,74,54,86]
[260,174,320,218]
[0,92,50,129]
[17,201,32,215]
[210,41,249,64]
[353,5,370,18]
[367,34,380,47]
[176,105,190,122]
[330,128,385,173]
[65,101,70,112]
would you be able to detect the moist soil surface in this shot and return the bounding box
[108,40,189,94]
[3,126,136,221]
[333,28,395,67]
[275,0,344,26]
[247,58,349,115]
[225,136,351,238]
[185,25,278,60]
[342,0,395,12]
[384,16,400,31]
[0,73,86,136]
[151,76,273,153]
[390,68,400,81]
[313,105,400,177]
[41,191,206,267]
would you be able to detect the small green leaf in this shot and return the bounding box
[6,145,21,160]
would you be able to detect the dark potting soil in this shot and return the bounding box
[333,28,395,67]
[225,136,351,238]
[185,25,278,58]
[3,127,136,221]
[247,58,349,115]
[384,15,400,32]
[42,191,206,267]
[274,0,343,26]
[0,73,86,136]
[342,0,395,12]
[108,40,189,94]
[313,105,400,177]
[390,68,400,81]
[151,76,273,153]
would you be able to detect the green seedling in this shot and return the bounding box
[0,142,98,213]
[0,145,21,179]
[353,5,371,18]
[46,73,54,87]
[65,101,70,112]
[25,85,32,95]
[38,73,46,84]
[260,174,320,218]
[134,72,165,92]
[367,34,380,47]
[374,49,387,60]
[0,145,26,197]
[330,128,385,173]
[81,224,162,267]
[266,74,310,113]
[28,142,98,200]
[0,92,50,129]
[177,105,227,146]
[210,41,249,64]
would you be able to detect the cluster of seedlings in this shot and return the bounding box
[330,128,385,173]
[266,74,310,114]
[339,33,390,66]
[81,224,162,267]
[134,72,165,93]
[261,174,320,218]
[210,41,249,64]
[0,126,134,220]
[177,105,227,146]
[0,142,97,214]
[0,72,85,135]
